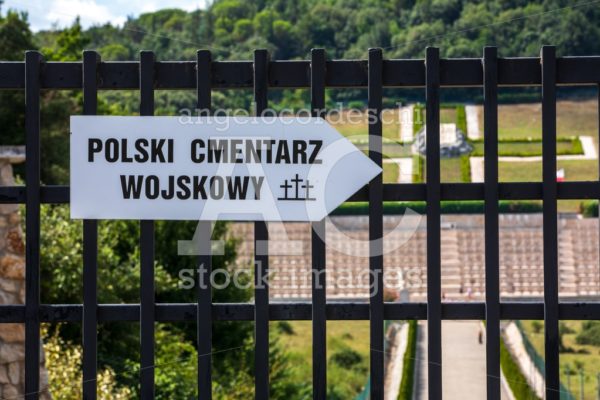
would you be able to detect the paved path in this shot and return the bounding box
[400,105,414,142]
[465,105,480,139]
[383,158,413,183]
[414,321,512,400]
[442,321,487,399]
[414,321,428,400]
[469,156,484,183]
[384,323,409,399]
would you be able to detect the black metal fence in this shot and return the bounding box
[0,46,599,400]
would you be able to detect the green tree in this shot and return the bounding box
[99,43,130,60]
[233,18,253,41]
[42,17,89,61]
[0,6,34,152]
[0,8,33,59]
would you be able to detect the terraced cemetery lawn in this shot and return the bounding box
[499,160,598,182]
[440,107,456,124]
[520,321,600,400]
[499,160,597,212]
[418,107,457,126]
[277,321,370,398]
[383,162,399,183]
[477,100,598,142]
[329,109,402,141]
[440,158,466,182]
[332,107,459,141]
[355,141,413,158]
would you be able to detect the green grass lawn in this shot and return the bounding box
[520,321,600,400]
[356,142,413,158]
[499,160,597,212]
[332,107,460,142]
[329,109,402,141]
[499,160,598,182]
[412,157,468,183]
[476,100,599,143]
[419,107,457,126]
[384,162,399,183]
[440,158,465,182]
[276,321,370,399]
[440,108,456,124]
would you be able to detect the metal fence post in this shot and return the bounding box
[310,47,327,400]
[82,49,100,400]
[253,48,270,400]
[541,45,559,400]
[368,47,384,400]
[196,48,213,400]
[24,49,42,400]
[139,50,156,399]
[425,46,442,400]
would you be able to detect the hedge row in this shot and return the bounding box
[460,155,471,182]
[331,201,543,216]
[470,136,578,144]
[397,320,418,400]
[456,105,467,134]
[580,200,599,217]
[413,104,424,135]
[469,138,583,157]
[412,155,424,183]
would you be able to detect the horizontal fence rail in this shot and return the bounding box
[2,57,600,89]
[1,46,599,400]
[1,181,600,203]
[2,302,600,322]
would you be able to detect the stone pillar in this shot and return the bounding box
[0,146,50,399]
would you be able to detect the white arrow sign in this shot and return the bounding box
[70,116,381,221]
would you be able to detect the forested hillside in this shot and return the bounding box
[31,0,600,60]
[1,1,599,398]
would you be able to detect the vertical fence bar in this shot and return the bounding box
[425,47,442,400]
[310,48,327,400]
[25,50,42,400]
[196,49,213,400]
[483,46,500,400]
[541,45,559,400]
[368,47,384,400]
[82,50,100,400]
[253,48,270,400]
[139,50,156,399]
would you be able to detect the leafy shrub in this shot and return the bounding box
[277,321,295,335]
[560,322,575,335]
[580,200,598,217]
[576,321,600,346]
[44,326,132,400]
[330,347,363,369]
